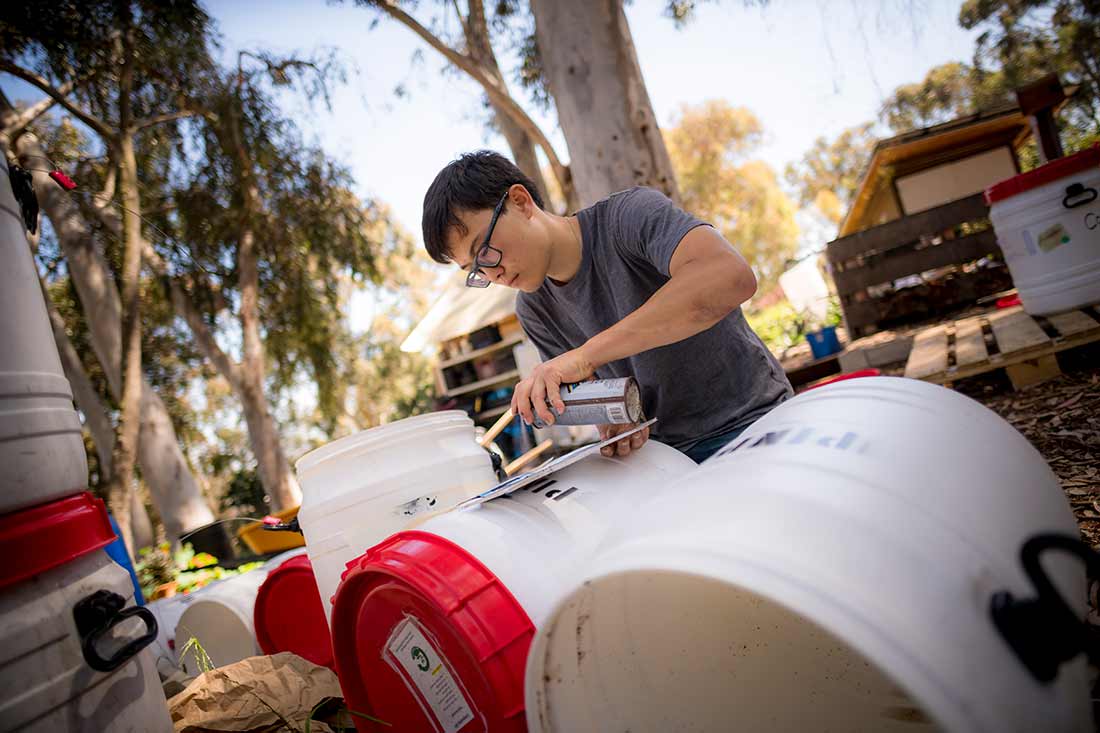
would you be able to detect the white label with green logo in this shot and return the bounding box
[384,616,476,733]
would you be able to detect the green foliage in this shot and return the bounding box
[0,1,215,132]
[784,122,879,226]
[665,100,799,291]
[746,301,805,354]
[220,467,268,516]
[134,541,265,598]
[882,1,1099,149]
[879,61,1013,131]
[178,636,215,675]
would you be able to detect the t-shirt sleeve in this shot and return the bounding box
[515,294,566,363]
[610,187,709,277]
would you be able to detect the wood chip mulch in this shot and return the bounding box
[956,352,1100,551]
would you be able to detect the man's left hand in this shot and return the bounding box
[511,347,594,426]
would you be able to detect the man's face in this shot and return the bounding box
[446,193,548,293]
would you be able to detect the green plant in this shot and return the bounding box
[747,301,805,354]
[135,541,265,597]
[178,636,215,675]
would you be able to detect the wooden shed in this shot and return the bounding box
[828,105,1033,338]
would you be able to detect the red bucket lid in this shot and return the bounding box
[985,144,1100,204]
[0,492,116,591]
[254,554,334,669]
[331,530,534,733]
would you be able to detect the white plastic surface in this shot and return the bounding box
[296,412,495,622]
[418,440,696,626]
[0,158,87,512]
[147,547,308,671]
[175,567,268,673]
[526,377,1091,733]
[171,548,307,673]
[0,550,171,732]
[989,164,1100,314]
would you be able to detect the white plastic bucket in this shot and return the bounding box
[150,547,307,671]
[987,146,1100,315]
[526,377,1091,733]
[0,159,86,513]
[330,441,697,732]
[173,548,307,674]
[296,411,495,621]
[417,439,697,626]
[0,538,170,731]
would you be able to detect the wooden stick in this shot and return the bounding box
[479,407,515,448]
[504,439,553,476]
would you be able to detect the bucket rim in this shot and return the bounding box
[295,411,474,472]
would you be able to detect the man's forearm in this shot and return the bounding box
[580,257,755,371]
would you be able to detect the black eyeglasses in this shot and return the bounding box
[466,193,508,288]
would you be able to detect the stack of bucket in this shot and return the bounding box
[0,169,171,731]
[300,377,1094,732]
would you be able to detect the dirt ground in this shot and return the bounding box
[954,343,1100,551]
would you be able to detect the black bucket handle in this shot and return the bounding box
[990,533,1100,683]
[73,590,158,673]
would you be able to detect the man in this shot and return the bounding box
[422,151,792,463]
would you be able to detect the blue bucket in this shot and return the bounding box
[806,326,842,360]
[106,513,145,605]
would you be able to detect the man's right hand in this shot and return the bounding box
[599,422,650,457]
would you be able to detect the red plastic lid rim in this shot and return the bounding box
[0,492,116,591]
[985,144,1100,204]
[331,530,535,732]
[254,554,335,669]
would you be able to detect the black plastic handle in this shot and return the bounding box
[73,590,159,673]
[990,533,1100,683]
[1063,183,1098,209]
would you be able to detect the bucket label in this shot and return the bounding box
[384,617,478,733]
[1037,223,1071,252]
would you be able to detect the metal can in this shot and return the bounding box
[532,377,643,428]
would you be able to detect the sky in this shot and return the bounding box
[198,0,981,242]
[2,0,983,329]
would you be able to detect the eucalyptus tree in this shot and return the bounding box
[1,1,216,543]
[147,54,392,510]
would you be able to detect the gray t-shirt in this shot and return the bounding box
[515,186,792,452]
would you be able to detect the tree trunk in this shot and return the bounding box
[216,88,303,512]
[464,0,552,206]
[238,224,302,511]
[376,1,579,211]
[9,126,214,540]
[40,274,153,551]
[529,0,680,207]
[102,35,143,558]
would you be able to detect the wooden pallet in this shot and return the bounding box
[904,305,1100,389]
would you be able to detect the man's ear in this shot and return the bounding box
[508,183,537,219]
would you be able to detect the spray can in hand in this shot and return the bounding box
[532,377,643,428]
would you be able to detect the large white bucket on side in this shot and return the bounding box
[175,568,268,674]
[0,159,87,513]
[173,548,307,674]
[295,411,495,622]
[330,441,697,733]
[0,496,170,732]
[526,377,1091,733]
[987,145,1100,315]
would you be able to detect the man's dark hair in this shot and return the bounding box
[422,150,545,264]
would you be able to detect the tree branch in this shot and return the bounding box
[132,108,206,131]
[0,61,113,139]
[375,1,573,201]
[143,242,244,387]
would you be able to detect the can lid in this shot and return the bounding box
[331,530,534,733]
[985,145,1100,204]
[0,492,116,591]
[254,554,334,669]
